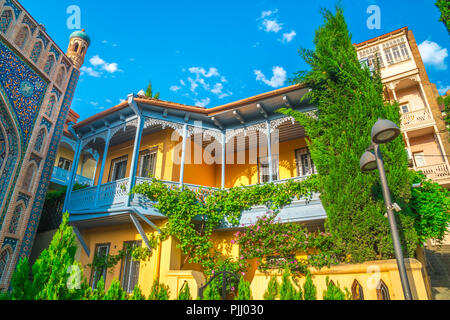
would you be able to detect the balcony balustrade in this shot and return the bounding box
[417,163,450,182]
[400,109,434,130]
[51,166,94,187]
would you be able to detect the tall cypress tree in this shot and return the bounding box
[279,7,418,262]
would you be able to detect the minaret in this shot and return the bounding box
[67,29,91,69]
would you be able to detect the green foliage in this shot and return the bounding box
[263,276,279,300]
[202,278,221,300]
[410,172,450,244]
[303,272,317,300]
[91,277,105,300]
[237,211,342,274]
[436,0,450,34]
[279,268,301,300]
[177,282,192,300]
[103,279,128,300]
[8,212,90,300]
[322,277,351,300]
[437,95,450,136]
[145,81,161,100]
[130,285,146,300]
[235,277,252,300]
[148,279,170,300]
[132,176,319,272]
[278,7,419,263]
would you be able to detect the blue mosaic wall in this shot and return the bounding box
[18,68,80,260]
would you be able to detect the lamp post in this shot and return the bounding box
[360,119,413,300]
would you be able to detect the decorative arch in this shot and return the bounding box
[29,40,43,64]
[0,246,12,283]
[43,54,56,76]
[80,46,85,54]
[55,66,66,88]
[22,163,37,192]
[8,203,23,234]
[376,280,390,300]
[351,280,364,300]
[14,25,30,49]
[34,127,46,153]
[0,9,13,34]
[45,95,57,118]
[73,41,79,52]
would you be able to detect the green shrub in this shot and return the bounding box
[148,279,170,300]
[103,279,128,300]
[235,277,252,300]
[130,285,146,300]
[177,282,192,300]
[322,277,350,300]
[279,268,301,300]
[303,272,317,300]
[263,276,279,300]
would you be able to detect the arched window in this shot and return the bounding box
[34,128,46,153]
[73,42,79,52]
[80,46,85,54]
[0,248,10,282]
[30,41,43,64]
[377,280,390,300]
[8,205,23,234]
[0,9,13,34]
[351,280,364,300]
[22,164,36,192]
[56,66,66,88]
[46,96,56,118]
[14,26,29,49]
[44,55,55,75]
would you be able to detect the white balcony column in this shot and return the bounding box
[266,120,273,183]
[94,128,111,208]
[404,132,416,170]
[91,155,99,187]
[179,123,188,187]
[433,130,450,168]
[391,88,398,102]
[221,131,226,189]
[418,81,434,116]
[63,139,82,212]
[127,116,144,206]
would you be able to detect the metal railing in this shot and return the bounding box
[52,166,94,187]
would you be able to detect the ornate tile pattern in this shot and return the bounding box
[0,40,48,147]
[2,237,17,251]
[18,68,80,260]
[36,31,49,49]
[16,192,30,208]
[0,9,12,34]
[29,41,42,64]
[3,0,22,20]
[49,45,60,61]
[21,15,36,35]
[51,87,61,100]
[8,205,22,234]
[40,117,52,132]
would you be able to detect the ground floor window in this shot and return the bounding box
[120,240,142,293]
[90,243,110,289]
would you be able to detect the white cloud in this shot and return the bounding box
[194,98,211,108]
[189,67,220,78]
[105,99,112,103]
[438,84,450,95]
[180,79,186,86]
[90,101,99,107]
[281,30,296,43]
[260,9,278,19]
[170,85,181,92]
[211,83,224,95]
[261,19,282,33]
[80,66,101,78]
[419,40,448,70]
[102,62,120,73]
[254,66,287,88]
[89,55,106,66]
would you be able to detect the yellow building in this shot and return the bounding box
[36,27,448,300]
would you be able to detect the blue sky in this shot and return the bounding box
[20,0,450,120]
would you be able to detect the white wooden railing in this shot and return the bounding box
[401,109,433,129]
[417,163,450,181]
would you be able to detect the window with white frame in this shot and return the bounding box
[120,240,141,293]
[90,243,110,290]
[413,151,426,167]
[137,148,157,178]
[295,148,316,177]
[258,156,279,183]
[382,38,411,65]
[57,157,72,171]
[108,155,128,182]
[400,104,409,114]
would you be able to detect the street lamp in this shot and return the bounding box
[360,119,413,300]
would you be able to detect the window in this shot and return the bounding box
[0,10,13,34]
[73,42,79,52]
[384,49,394,65]
[400,104,409,114]
[413,152,426,167]
[90,243,110,289]
[383,39,411,66]
[351,280,364,300]
[120,240,142,293]
[138,148,157,178]
[34,128,46,153]
[109,156,128,182]
[258,156,279,183]
[399,44,410,59]
[0,249,10,282]
[57,157,72,171]
[295,148,316,177]
[377,280,390,300]
[44,55,55,75]
[14,26,29,49]
[30,41,43,64]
